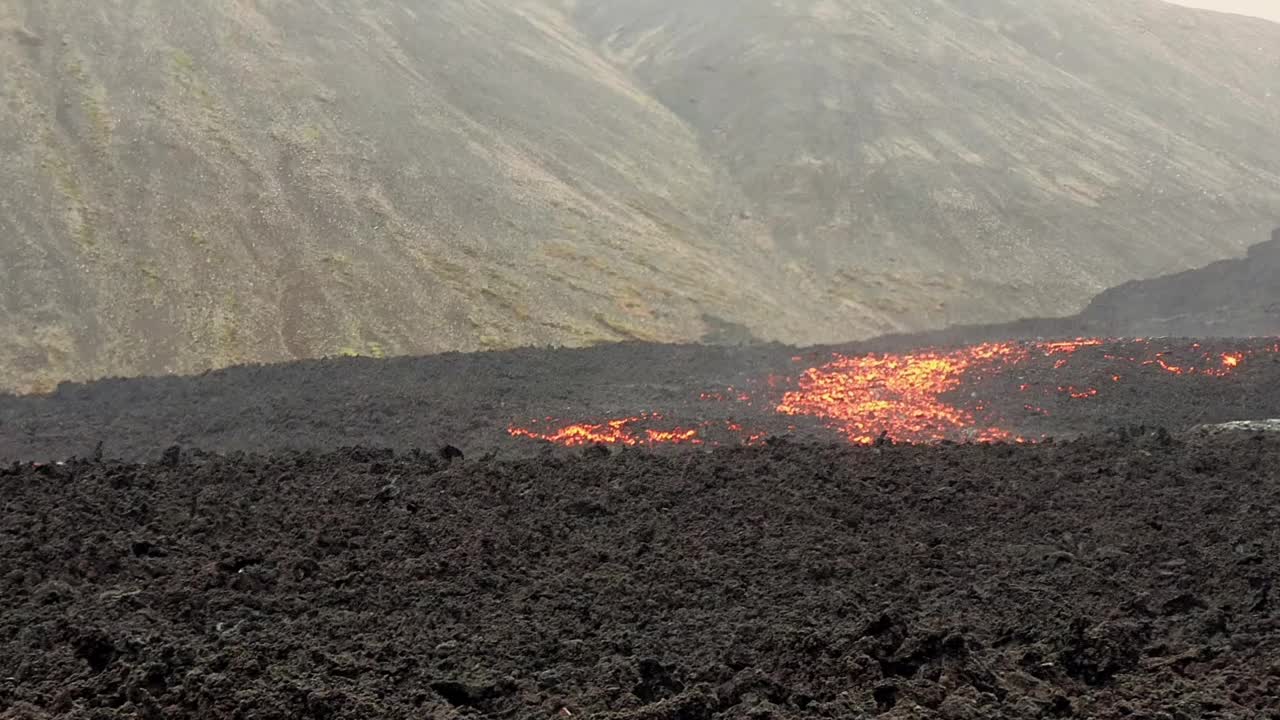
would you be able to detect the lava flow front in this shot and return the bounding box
[507,414,704,447]
[508,338,1273,447]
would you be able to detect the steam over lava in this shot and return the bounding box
[508,339,1276,447]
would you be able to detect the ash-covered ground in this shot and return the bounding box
[3,337,1280,719]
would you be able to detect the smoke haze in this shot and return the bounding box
[1166,0,1280,23]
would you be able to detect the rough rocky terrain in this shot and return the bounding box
[5,0,1280,392]
[3,227,1279,462]
[3,431,1280,719]
[5,4,1280,715]
[3,333,1279,719]
[3,337,1279,463]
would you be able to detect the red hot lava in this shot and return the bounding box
[508,414,704,447]
[773,342,1025,444]
[508,339,1270,447]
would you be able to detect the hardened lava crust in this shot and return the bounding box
[2,337,1280,718]
[1,433,1279,718]
[2,337,1280,462]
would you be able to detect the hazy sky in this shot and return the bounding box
[1165,0,1280,23]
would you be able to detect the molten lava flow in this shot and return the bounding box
[1040,339,1105,354]
[774,343,1027,444]
[508,416,644,446]
[1146,350,1249,377]
[507,338,1275,448]
[507,415,777,448]
[771,339,1271,444]
[1057,386,1099,399]
[508,414,703,447]
[645,427,700,444]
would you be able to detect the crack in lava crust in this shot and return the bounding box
[508,339,1276,447]
[507,414,705,447]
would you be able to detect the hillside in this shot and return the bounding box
[1074,227,1280,336]
[3,0,1280,392]
[864,226,1280,346]
[0,0,805,393]
[573,0,1280,331]
[1168,0,1280,23]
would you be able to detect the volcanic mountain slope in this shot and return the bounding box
[0,0,798,393]
[573,0,1280,331]
[1074,227,1280,337]
[868,227,1280,346]
[8,231,1277,464]
[4,0,1280,393]
[1169,0,1280,23]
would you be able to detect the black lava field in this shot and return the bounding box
[3,337,1280,719]
[3,337,1280,461]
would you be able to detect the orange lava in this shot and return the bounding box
[1059,386,1099,400]
[1041,339,1105,354]
[507,415,777,447]
[774,342,1026,444]
[1144,350,1247,377]
[645,427,700,444]
[508,414,703,447]
[508,338,1272,448]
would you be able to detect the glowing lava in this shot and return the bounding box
[508,339,1272,447]
[1132,349,1249,376]
[774,340,1262,444]
[508,414,704,447]
[774,343,1026,444]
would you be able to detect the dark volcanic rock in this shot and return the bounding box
[1074,227,1280,338]
[4,337,1280,463]
[870,228,1280,346]
[2,436,1279,718]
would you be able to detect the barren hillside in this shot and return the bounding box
[574,0,1280,331]
[0,0,807,392]
[1167,0,1280,23]
[3,0,1280,392]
